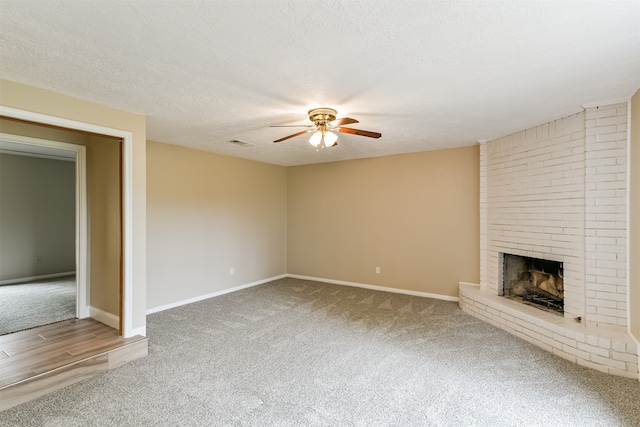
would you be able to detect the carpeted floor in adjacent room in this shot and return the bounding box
[1,277,639,426]
[0,275,76,336]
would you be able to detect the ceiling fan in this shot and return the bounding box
[271,108,381,148]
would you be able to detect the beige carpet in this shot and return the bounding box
[2,277,639,426]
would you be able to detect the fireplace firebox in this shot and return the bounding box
[501,253,564,314]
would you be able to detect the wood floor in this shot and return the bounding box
[0,318,148,411]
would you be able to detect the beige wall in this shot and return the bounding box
[87,136,121,315]
[0,79,146,332]
[0,153,76,281]
[630,89,640,340]
[146,141,287,310]
[287,146,480,297]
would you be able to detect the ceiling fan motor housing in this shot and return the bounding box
[308,108,337,126]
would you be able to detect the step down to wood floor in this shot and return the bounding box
[0,318,148,411]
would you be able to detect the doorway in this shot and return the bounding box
[0,133,88,334]
[0,106,135,338]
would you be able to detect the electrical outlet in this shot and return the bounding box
[36,256,43,264]
[375,266,380,274]
[230,267,235,275]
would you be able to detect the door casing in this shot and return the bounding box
[0,106,136,337]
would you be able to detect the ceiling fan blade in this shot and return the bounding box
[273,130,309,143]
[331,117,359,127]
[338,127,382,138]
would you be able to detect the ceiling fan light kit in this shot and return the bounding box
[309,130,338,148]
[272,107,381,148]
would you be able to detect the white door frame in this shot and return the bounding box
[0,106,135,337]
[0,132,88,318]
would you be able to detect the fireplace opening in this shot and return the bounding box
[501,253,564,315]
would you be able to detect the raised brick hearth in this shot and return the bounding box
[460,102,639,380]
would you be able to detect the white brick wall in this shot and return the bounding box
[585,103,628,327]
[483,111,587,321]
[469,101,635,379]
[480,104,628,328]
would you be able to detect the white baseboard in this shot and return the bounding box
[146,274,288,315]
[0,271,76,286]
[145,273,458,318]
[459,281,480,288]
[286,274,460,302]
[89,306,120,330]
[130,325,147,337]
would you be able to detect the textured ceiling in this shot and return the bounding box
[1,1,639,166]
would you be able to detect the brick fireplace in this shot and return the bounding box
[460,102,639,379]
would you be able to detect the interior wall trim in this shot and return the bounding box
[626,101,637,344]
[287,274,460,302]
[146,273,461,317]
[130,325,146,337]
[0,271,77,286]
[89,306,119,330]
[146,274,288,315]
